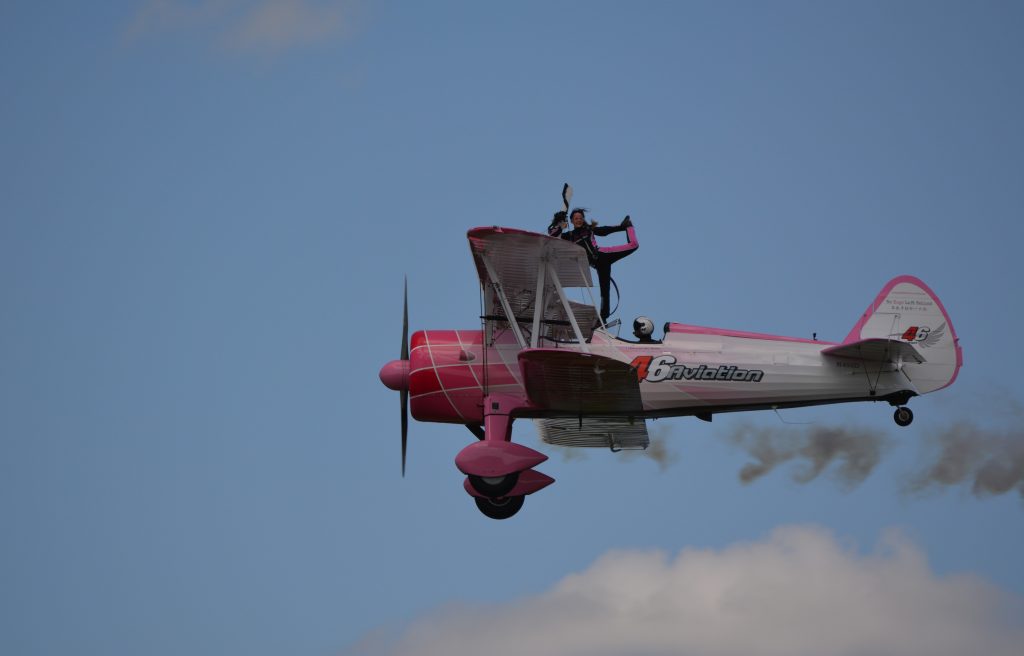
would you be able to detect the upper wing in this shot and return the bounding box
[467,226,592,290]
[821,338,926,364]
[518,349,643,413]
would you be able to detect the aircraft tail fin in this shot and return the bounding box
[843,275,962,394]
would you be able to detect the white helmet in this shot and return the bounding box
[633,316,654,339]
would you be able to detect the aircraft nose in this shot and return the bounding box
[379,359,409,391]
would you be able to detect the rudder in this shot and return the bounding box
[844,275,962,394]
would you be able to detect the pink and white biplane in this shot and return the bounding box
[379,224,962,520]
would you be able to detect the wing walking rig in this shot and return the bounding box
[379,225,962,520]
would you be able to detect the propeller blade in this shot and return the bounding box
[401,277,409,361]
[401,277,409,476]
[401,387,408,477]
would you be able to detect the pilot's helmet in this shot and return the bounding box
[633,316,655,339]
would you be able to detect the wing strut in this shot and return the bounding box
[547,261,589,353]
[576,256,605,332]
[479,251,528,348]
[530,257,546,348]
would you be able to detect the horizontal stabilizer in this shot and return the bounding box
[822,338,926,364]
[519,349,643,413]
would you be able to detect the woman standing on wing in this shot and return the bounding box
[548,207,638,322]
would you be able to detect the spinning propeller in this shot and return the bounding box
[378,277,412,476]
[400,278,408,476]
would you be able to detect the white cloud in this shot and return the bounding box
[348,526,1024,656]
[125,0,354,53]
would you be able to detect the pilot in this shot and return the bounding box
[550,207,639,321]
[633,316,658,343]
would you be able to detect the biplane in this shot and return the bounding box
[379,222,962,520]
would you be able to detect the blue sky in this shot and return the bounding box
[2,2,1023,655]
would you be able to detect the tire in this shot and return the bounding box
[894,406,914,427]
[467,471,519,497]
[474,495,525,520]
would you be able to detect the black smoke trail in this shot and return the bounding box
[907,422,1024,498]
[726,423,889,489]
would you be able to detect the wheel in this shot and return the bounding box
[468,471,519,497]
[893,406,914,427]
[474,495,525,520]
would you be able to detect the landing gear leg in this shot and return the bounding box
[893,406,914,427]
[456,395,547,519]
